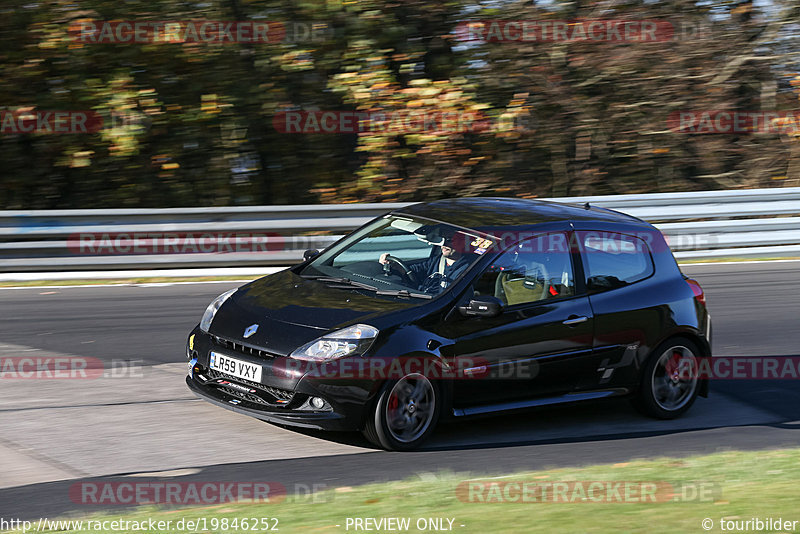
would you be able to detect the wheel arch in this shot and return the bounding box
[356,350,454,430]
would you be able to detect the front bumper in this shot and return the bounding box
[186,328,375,432]
[186,375,351,430]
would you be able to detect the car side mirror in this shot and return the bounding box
[459,295,503,318]
[303,249,320,261]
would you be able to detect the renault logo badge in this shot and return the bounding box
[243,324,259,338]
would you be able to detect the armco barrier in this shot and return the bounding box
[1,188,799,272]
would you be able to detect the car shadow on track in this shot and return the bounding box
[273,380,800,451]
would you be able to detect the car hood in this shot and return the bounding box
[208,269,420,356]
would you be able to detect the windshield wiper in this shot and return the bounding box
[302,274,432,299]
[375,289,433,299]
[300,275,361,285]
[303,276,380,292]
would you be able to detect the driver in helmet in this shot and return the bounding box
[379,231,474,292]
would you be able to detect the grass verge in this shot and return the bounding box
[12,447,800,533]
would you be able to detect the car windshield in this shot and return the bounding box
[299,215,495,297]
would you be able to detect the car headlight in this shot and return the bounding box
[289,324,379,362]
[199,288,237,332]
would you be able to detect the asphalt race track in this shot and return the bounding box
[1,261,799,519]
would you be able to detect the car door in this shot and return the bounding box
[439,231,595,406]
[571,229,659,391]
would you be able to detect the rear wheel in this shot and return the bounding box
[633,337,700,419]
[363,373,440,451]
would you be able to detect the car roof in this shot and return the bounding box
[392,197,646,230]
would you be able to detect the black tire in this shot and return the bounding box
[363,373,441,451]
[632,337,701,419]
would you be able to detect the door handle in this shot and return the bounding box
[563,315,589,325]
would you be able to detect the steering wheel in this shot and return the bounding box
[382,255,418,285]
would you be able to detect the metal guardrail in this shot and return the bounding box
[1,188,800,272]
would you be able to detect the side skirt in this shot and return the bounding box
[452,389,629,417]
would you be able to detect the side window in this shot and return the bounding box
[473,232,575,306]
[578,231,654,291]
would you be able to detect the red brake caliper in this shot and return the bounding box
[665,350,682,379]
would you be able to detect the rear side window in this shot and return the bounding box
[578,232,654,291]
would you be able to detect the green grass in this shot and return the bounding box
[12,447,800,533]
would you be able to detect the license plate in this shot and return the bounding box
[209,352,262,382]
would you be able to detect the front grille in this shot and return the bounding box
[206,369,295,402]
[213,335,277,360]
[228,388,273,406]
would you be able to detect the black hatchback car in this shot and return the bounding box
[186,198,711,450]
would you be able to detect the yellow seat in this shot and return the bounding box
[495,262,548,305]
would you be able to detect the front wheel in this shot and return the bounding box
[363,373,440,451]
[632,337,700,419]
